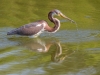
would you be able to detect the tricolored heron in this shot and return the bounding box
[7,9,74,37]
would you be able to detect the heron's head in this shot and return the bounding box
[52,9,75,23]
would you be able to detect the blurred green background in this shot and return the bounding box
[0,0,100,75]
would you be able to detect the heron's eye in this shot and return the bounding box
[52,12,57,16]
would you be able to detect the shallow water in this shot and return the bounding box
[0,0,100,75]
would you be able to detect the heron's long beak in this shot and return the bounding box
[59,13,75,23]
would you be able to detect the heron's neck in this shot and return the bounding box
[46,12,60,33]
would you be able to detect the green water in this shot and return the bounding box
[0,0,100,75]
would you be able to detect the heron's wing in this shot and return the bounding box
[7,21,45,36]
[17,22,45,36]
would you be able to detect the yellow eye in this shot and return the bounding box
[58,13,61,16]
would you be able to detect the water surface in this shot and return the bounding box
[0,0,100,75]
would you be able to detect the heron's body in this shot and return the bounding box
[7,9,74,37]
[7,20,47,37]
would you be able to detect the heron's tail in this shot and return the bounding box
[7,29,18,35]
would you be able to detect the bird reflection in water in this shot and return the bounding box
[20,38,53,53]
[22,38,75,62]
[8,38,74,62]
